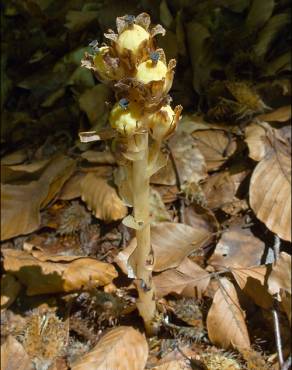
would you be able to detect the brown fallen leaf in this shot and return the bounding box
[151,132,207,185]
[192,129,237,171]
[257,105,291,122]
[153,257,210,298]
[1,274,21,310]
[244,122,271,161]
[149,188,171,222]
[79,84,112,127]
[81,173,127,222]
[268,252,291,296]
[58,171,86,200]
[1,158,51,184]
[1,155,75,241]
[1,181,48,241]
[151,360,191,369]
[250,139,291,241]
[2,248,118,295]
[208,225,265,270]
[117,221,213,276]
[151,222,213,272]
[71,326,148,370]
[207,277,251,350]
[201,165,250,211]
[81,150,116,164]
[231,265,273,309]
[1,149,28,166]
[1,335,34,370]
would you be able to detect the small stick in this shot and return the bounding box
[165,142,185,223]
[272,303,284,368]
[281,355,291,370]
[272,235,284,368]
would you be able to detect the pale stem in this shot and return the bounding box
[132,132,156,334]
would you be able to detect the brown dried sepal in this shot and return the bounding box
[81,48,127,85]
[104,13,165,68]
[114,53,176,110]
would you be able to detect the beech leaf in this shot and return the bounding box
[1,155,75,240]
[192,129,237,171]
[207,277,251,350]
[2,248,118,295]
[117,222,213,275]
[153,257,210,298]
[258,105,291,123]
[250,140,291,241]
[1,336,34,370]
[268,252,291,297]
[208,226,265,269]
[1,274,21,310]
[71,326,148,370]
[152,222,212,271]
[151,132,207,185]
[231,266,273,309]
[81,173,127,222]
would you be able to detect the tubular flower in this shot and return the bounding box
[109,99,143,136]
[147,104,182,141]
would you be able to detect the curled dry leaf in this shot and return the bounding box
[208,225,265,270]
[1,155,75,240]
[1,335,34,370]
[257,105,291,122]
[151,132,207,185]
[250,139,291,241]
[1,274,21,310]
[2,248,118,295]
[153,257,210,299]
[207,277,251,351]
[244,122,271,161]
[71,326,148,370]
[81,173,127,222]
[192,129,237,171]
[58,171,86,200]
[268,252,291,297]
[231,265,273,309]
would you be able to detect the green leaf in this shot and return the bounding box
[246,0,275,31]
[253,13,290,57]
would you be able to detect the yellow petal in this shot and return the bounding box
[148,104,175,140]
[117,24,150,55]
[110,102,142,135]
[135,60,167,84]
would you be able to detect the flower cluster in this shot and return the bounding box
[82,13,182,140]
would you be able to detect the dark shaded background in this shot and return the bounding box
[1,0,291,156]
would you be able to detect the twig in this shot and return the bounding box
[165,142,185,223]
[272,303,284,368]
[271,235,284,368]
[273,235,281,260]
[281,355,291,370]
